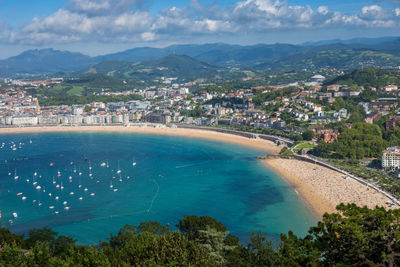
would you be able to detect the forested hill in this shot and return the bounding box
[326,68,400,87]
[82,54,226,81]
[3,37,400,76]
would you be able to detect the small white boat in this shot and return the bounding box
[56,184,60,188]
[35,186,41,190]
[55,211,59,214]
[90,193,95,196]
[49,206,55,209]
[49,162,54,167]
[79,172,82,176]
[49,193,52,197]
[33,200,36,203]
[26,179,30,183]
[17,192,23,197]
[60,185,64,190]
[79,197,83,200]
[53,177,56,184]
[84,188,88,192]
[73,166,77,173]
[100,162,106,167]
[22,196,27,200]
[33,182,37,186]
[34,172,37,176]
[69,176,72,179]
[64,206,70,210]
[14,169,19,180]
[63,201,68,205]
[113,188,118,192]
[38,202,42,206]
[69,192,74,195]
[12,212,18,218]
[55,196,59,200]
[132,162,136,166]
[78,185,82,188]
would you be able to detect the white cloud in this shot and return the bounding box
[3,0,400,45]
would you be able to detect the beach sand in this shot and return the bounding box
[265,158,393,218]
[0,125,394,218]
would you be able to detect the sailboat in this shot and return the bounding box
[106,160,109,168]
[117,162,121,174]
[53,177,56,184]
[14,169,19,180]
[89,161,92,170]
[132,158,136,166]
[57,170,61,177]
[109,181,114,189]
[73,166,77,173]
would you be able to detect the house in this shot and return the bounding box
[382,146,400,168]
[386,115,400,130]
[370,101,398,112]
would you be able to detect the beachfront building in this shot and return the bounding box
[382,146,400,169]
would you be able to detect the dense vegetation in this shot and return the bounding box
[327,68,400,88]
[37,94,143,106]
[0,205,399,266]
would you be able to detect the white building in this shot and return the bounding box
[382,146,400,168]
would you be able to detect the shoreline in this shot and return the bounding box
[265,157,394,219]
[0,125,394,219]
[0,125,282,154]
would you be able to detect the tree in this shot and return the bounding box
[177,215,227,240]
[302,130,314,141]
[84,105,92,113]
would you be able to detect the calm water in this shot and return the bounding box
[0,132,316,244]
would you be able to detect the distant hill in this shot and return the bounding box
[83,54,223,81]
[0,48,94,76]
[2,37,400,77]
[301,36,399,46]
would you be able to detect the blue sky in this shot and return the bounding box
[0,0,400,58]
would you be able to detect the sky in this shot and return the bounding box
[0,0,400,58]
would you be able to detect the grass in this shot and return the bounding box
[292,142,316,152]
[66,86,85,96]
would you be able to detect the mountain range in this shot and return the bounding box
[1,36,400,78]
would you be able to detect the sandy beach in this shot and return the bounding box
[265,158,394,218]
[0,125,394,218]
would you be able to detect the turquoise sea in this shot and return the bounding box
[0,132,316,244]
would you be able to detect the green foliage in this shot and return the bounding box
[1,207,399,266]
[328,68,400,88]
[313,122,386,159]
[302,130,314,141]
[177,215,227,240]
[38,94,142,106]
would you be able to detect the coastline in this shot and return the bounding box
[264,158,394,219]
[0,125,282,154]
[0,125,394,219]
